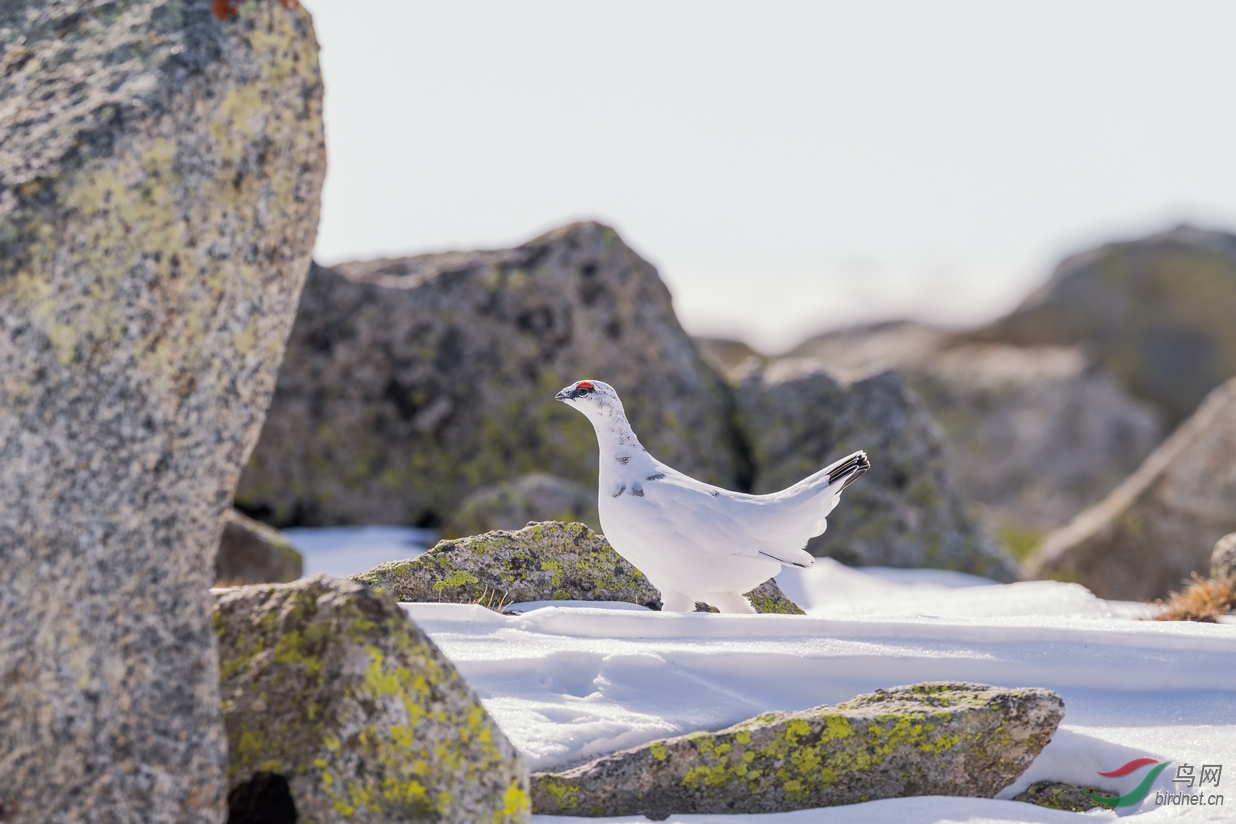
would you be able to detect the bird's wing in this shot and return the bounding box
[641,473,816,569]
[647,451,869,562]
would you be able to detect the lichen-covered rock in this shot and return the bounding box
[906,344,1163,547]
[734,361,1018,581]
[216,508,303,586]
[444,473,600,538]
[1212,533,1236,580]
[531,682,1064,818]
[0,2,325,821]
[236,222,745,527]
[740,579,804,615]
[215,576,530,823]
[1030,378,1236,599]
[967,225,1236,426]
[1013,781,1104,812]
[351,521,803,614]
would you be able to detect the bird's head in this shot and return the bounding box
[555,379,623,422]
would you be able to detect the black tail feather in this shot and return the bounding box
[827,451,870,491]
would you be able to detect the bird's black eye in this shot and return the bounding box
[577,386,590,396]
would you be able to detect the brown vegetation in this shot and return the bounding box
[1152,574,1236,623]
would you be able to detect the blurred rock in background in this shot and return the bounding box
[905,344,1162,557]
[239,223,1008,578]
[215,510,303,586]
[444,473,599,538]
[724,324,1163,563]
[966,225,1236,427]
[724,225,1236,571]
[780,320,951,379]
[237,222,1236,591]
[1213,533,1236,581]
[1029,377,1236,600]
[237,222,743,528]
[696,335,769,375]
[734,361,1017,581]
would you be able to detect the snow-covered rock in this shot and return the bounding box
[215,576,529,823]
[531,682,1064,818]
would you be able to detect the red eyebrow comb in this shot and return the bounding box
[577,381,594,390]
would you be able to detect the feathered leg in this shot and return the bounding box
[706,591,757,615]
[659,589,695,613]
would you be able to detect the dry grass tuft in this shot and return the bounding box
[1151,573,1236,623]
[471,585,512,613]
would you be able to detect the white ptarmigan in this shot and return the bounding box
[556,379,869,614]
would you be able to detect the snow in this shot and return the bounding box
[282,527,1236,822]
[284,525,432,578]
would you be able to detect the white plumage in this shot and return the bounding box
[556,379,869,614]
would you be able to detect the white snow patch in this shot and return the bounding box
[275,528,1235,822]
[504,600,655,615]
[396,562,1236,823]
[776,558,1112,619]
[283,525,434,577]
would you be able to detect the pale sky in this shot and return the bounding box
[306,1,1236,353]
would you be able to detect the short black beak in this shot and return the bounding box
[554,389,570,401]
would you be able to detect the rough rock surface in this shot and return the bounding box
[215,508,302,586]
[531,682,1064,818]
[907,344,1163,546]
[734,361,1018,580]
[215,576,530,823]
[967,225,1236,426]
[1213,533,1236,580]
[236,222,745,527]
[351,521,804,614]
[1029,378,1236,599]
[444,473,600,538]
[0,3,325,822]
[1013,781,1103,812]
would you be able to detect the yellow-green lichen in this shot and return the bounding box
[217,579,529,821]
[677,701,971,802]
[432,569,481,592]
